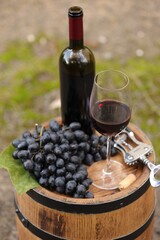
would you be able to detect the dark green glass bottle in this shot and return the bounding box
[59,6,95,135]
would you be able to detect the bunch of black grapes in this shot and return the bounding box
[12,120,117,198]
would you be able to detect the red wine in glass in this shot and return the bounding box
[91,99,131,135]
[88,70,131,190]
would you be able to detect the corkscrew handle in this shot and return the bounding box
[138,155,160,187]
[148,163,160,187]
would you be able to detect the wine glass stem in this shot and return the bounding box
[105,136,112,173]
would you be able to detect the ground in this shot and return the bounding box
[0,0,160,239]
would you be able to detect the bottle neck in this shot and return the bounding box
[69,16,84,49]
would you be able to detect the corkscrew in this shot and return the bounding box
[114,127,160,188]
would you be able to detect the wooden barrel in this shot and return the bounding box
[15,124,155,240]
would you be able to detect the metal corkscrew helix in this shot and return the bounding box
[114,127,160,188]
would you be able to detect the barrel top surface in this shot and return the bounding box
[30,123,154,205]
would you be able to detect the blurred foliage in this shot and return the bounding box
[0,36,160,162]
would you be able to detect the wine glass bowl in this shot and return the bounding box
[89,70,131,190]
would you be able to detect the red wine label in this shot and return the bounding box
[69,17,83,40]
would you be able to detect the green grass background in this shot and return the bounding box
[0,35,160,162]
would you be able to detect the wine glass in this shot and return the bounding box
[89,70,131,190]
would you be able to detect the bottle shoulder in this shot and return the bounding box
[59,46,95,64]
[61,46,94,54]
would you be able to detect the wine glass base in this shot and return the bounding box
[89,160,128,190]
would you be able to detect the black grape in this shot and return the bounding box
[11,119,118,198]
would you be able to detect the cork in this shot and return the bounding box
[118,173,137,190]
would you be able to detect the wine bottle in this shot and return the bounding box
[59,6,95,135]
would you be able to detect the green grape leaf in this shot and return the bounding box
[0,144,39,194]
